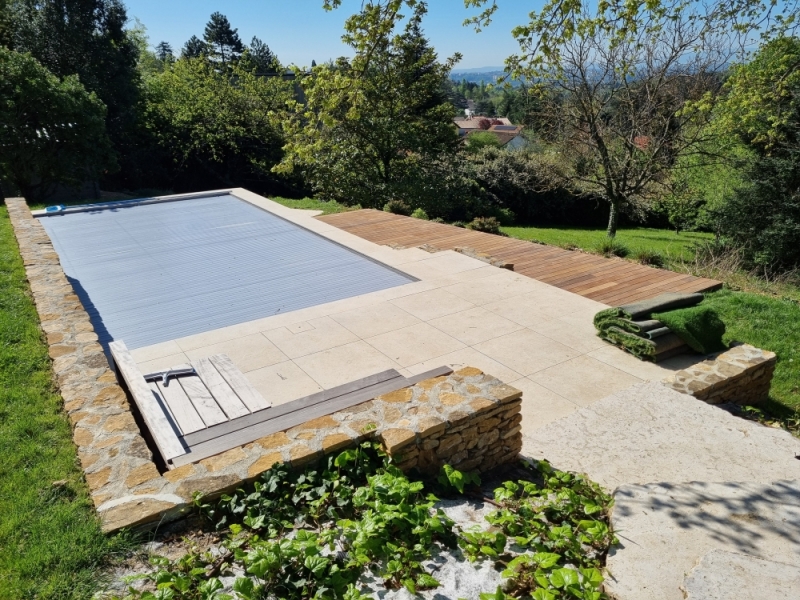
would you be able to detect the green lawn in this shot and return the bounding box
[0,206,129,598]
[501,225,713,261]
[703,289,800,416]
[269,196,353,215]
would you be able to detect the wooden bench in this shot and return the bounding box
[109,340,452,469]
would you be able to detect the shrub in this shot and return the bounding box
[634,248,665,267]
[468,147,608,226]
[467,216,503,235]
[383,199,412,216]
[465,131,502,154]
[719,155,800,273]
[595,237,630,258]
[452,221,467,228]
[411,208,429,220]
[430,217,446,224]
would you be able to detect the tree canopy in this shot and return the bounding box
[144,56,291,191]
[278,4,461,213]
[203,11,243,65]
[0,48,113,201]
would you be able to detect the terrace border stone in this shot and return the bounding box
[6,197,522,532]
[662,343,776,405]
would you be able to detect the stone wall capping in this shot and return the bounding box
[8,196,523,533]
[662,343,776,405]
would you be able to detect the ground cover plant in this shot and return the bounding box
[119,443,616,600]
[0,206,129,598]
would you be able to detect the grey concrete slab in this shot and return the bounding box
[521,382,800,489]
[606,481,800,600]
[682,550,800,600]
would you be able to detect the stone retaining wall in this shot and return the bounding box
[7,198,523,532]
[663,344,777,405]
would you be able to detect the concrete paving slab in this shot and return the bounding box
[428,306,524,346]
[682,550,800,600]
[605,481,800,600]
[365,322,466,367]
[528,355,643,406]
[522,382,800,489]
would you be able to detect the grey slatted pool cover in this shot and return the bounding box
[38,194,415,349]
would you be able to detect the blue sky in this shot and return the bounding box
[124,0,538,70]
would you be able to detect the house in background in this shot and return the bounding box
[464,124,528,150]
[453,116,513,136]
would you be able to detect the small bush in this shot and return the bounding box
[411,208,429,220]
[467,216,503,235]
[430,217,446,224]
[634,249,665,267]
[383,199,412,216]
[452,221,467,228]
[595,237,630,257]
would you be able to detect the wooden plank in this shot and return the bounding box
[178,375,229,427]
[406,365,454,385]
[316,210,723,307]
[155,378,206,435]
[109,340,186,462]
[209,354,270,412]
[194,357,250,419]
[182,368,404,446]
[172,373,414,467]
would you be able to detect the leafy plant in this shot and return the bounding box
[468,216,503,234]
[121,451,616,600]
[437,464,481,494]
[594,238,630,258]
[411,207,429,220]
[383,199,412,216]
[633,249,665,267]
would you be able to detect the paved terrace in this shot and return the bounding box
[317,209,722,305]
[131,192,703,434]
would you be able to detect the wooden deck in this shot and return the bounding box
[317,210,722,306]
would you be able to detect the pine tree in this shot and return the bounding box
[182,35,206,59]
[247,36,276,73]
[155,41,173,62]
[203,12,243,65]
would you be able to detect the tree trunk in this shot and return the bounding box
[606,198,619,238]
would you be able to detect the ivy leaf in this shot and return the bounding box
[232,577,254,599]
[304,555,329,578]
[416,573,440,589]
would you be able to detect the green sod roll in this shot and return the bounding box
[603,327,687,361]
[652,305,727,354]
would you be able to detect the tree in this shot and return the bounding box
[0,49,114,201]
[144,57,292,191]
[10,0,140,151]
[203,12,243,65]
[465,131,501,153]
[245,36,277,73]
[323,0,798,236]
[278,4,460,214]
[714,37,800,271]
[182,35,206,59]
[155,41,173,63]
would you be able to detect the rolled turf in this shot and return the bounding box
[652,305,727,354]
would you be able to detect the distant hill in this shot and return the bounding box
[450,67,518,86]
[450,66,505,74]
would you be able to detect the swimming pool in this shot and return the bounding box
[37,193,415,349]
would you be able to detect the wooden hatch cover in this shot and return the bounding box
[110,340,451,468]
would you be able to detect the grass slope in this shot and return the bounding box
[703,289,800,415]
[0,205,126,599]
[501,225,712,261]
[269,196,353,215]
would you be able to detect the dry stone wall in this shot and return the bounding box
[7,198,523,532]
[663,344,776,405]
